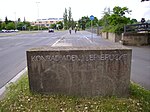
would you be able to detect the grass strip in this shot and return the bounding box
[0,73,150,112]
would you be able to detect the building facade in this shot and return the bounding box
[31,18,63,27]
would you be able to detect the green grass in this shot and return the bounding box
[0,74,150,112]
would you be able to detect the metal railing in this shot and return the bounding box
[124,23,150,33]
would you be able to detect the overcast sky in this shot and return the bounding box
[0,0,150,22]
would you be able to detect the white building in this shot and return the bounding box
[31,18,63,27]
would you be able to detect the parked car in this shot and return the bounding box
[1,29,7,33]
[1,29,19,33]
[48,29,54,33]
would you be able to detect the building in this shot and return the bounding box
[31,18,63,28]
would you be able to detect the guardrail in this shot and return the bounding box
[124,23,150,33]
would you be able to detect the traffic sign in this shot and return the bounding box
[90,15,94,21]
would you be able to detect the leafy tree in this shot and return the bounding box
[23,21,31,30]
[0,20,2,30]
[68,7,72,28]
[5,16,8,24]
[18,18,21,22]
[50,23,56,29]
[93,17,99,27]
[17,22,24,30]
[23,17,26,23]
[56,21,63,30]
[101,6,133,34]
[78,16,90,30]
[6,22,15,30]
[78,16,99,30]
[131,19,138,24]
[63,7,75,30]
[1,22,6,29]
[63,8,68,30]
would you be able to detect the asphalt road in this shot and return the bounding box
[0,31,67,88]
[0,30,150,90]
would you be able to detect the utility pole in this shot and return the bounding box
[36,2,40,31]
[14,12,17,30]
[90,15,94,42]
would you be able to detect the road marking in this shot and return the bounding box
[84,36,93,44]
[53,43,72,46]
[80,32,93,44]
[51,35,66,47]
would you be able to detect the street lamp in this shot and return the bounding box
[14,12,17,30]
[36,2,40,31]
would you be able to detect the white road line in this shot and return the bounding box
[80,32,93,44]
[51,35,66,47]
[84,36,93,44]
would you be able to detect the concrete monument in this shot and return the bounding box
[27,46,132,97]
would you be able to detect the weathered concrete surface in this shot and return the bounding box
[101,32,122,42]
[102,32,108,39]
[108,33,122,42]
[122,33,150,46]
[27,46,132,97]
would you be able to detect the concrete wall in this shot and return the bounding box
[101,32,121,42]
[27,46,132,97]
[108,33,122,42]
[102,32,108,39]
[122,33,150,46]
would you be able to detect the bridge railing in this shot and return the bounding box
[124,23,150,33]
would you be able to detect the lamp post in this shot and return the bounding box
[36,2,40,31]
[14,12,17,30]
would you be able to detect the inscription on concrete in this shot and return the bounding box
[27,47,132,97]
[31,54,128,62]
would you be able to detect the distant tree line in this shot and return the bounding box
[0,17,32,30]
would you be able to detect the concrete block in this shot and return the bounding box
[27,46,132,97]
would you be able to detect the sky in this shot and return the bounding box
[0,0,150,22]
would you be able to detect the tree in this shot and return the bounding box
[18,18,21,22]
[0,19,2,30]
[63,8,68,30]
[6,22,15,30]
[56,21,63,30]
[1,22,6,29]
[50,23,56,29]
[101,6,133,34]
[68,7,72,28]
[23,17,26,23]
[78,16,90,30]
[131,19,138,24]
[17,21,31,30]
[5,16,8,24]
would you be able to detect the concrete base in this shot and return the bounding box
[108,33,122,42]
[102,32,108,39]
[27,46,132,97]
[102,32,121,42]
[122,33,150,46]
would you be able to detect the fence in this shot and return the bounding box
[124,23,150,33]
